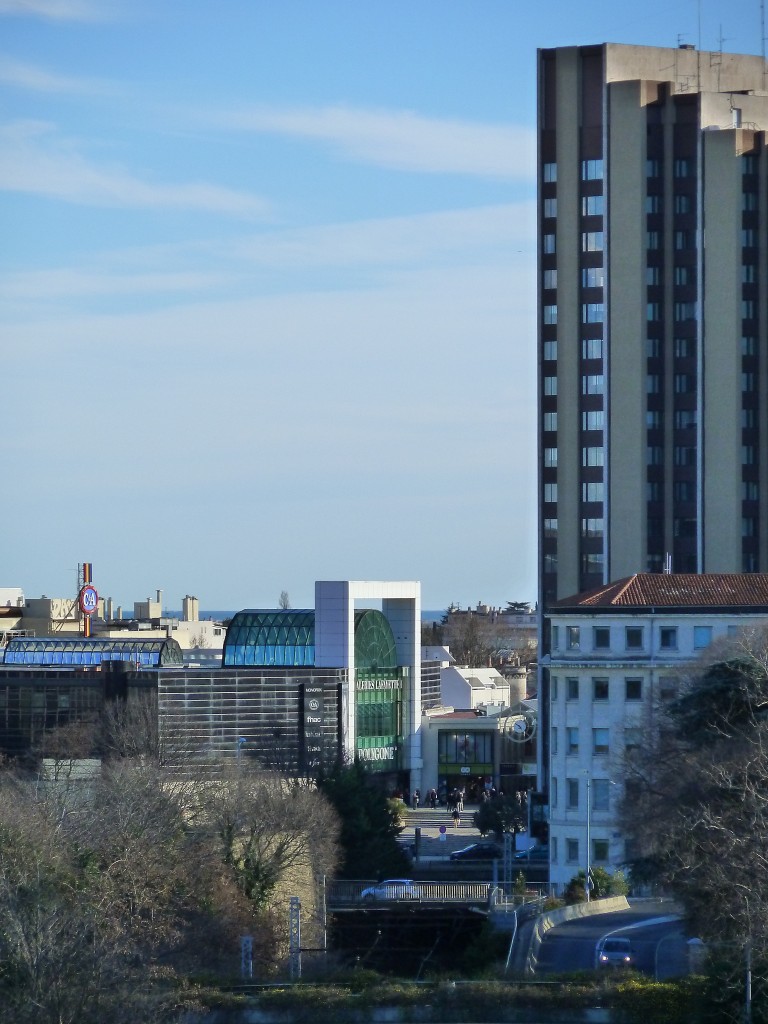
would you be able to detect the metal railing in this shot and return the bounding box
[327,879,551,912]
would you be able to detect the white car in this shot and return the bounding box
[595,936,634,968]
[360,879,421,901]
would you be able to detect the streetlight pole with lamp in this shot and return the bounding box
[584,772,591,902]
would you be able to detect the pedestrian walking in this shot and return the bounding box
[451,808,461,828]
[412,789,420,810]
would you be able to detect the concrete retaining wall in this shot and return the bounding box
[525,896,631,975]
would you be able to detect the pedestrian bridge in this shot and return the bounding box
[326,880,546,915]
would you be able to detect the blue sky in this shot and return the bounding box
[1,0,764,613]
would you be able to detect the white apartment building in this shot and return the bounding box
[545,573,768,893]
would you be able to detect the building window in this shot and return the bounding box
[582,446,604,467]
[659,627,677,649]
[647,302,661,321]
[743,192,757,212]
[742,373,756,392]
[742,336,756,356]
[543,411,557,432]
[674,193,691,213]
[674,231,693,251]
[674,374,692,394]
[674,265,691,286]
[582,481,604,502]
[625,678,642,701]
[582,410,604,431]
[566,838,579,863]
[567,777,579,808]
[583,303,604,323]
[743,480,758,500]
[543,269,557,289]
[674,336,693,358]
[592,779,610,811]
[625,727,641,749]
[647,446,663,465]
[646,158,661,177]
[544,483,558,503]
[543,197,557,218]
[566,728,579,756]
[544,447,558,468]
[625,627,643,650]
[551,776,558,807]
[551,675,558,701]
[566,627,580,650]
[593,839,610,862]
[593,728,610,755]
[646,230,660,249]
[582,194,604,215]
[674,158,692,177]
[544,517,558,538]
[582,231,604,251]
[582,339,603,362]
[566,677,579,700]
[647,374,660,394]
[742,300,756,319]
[582,517,604,539]
[645,194,662,213]
[551,726,558,755]
[543,340,557,361]
[742,446,756,466]
[581,159,604,180]
[582,266,605,288]
[647,265,661,285]
[582,375,604,395]
[543,162,557,183]
[581,552,604,575]
[544,304,558,324]
[647,410,662,429]
[674,301,696,320]
[543,233,556,254]
[742,230,757,248]
[593,677,609,701]
[694,626,713,650]
[544,376,558,396]
[593,626,610,649]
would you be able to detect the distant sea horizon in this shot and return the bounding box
[135,608,449,623]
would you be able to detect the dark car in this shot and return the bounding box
[513,845,549,862]
[595,937,634,968]
[449,842,502,861]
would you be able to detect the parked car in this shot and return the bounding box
[449,842,502,861]
[595,936,634,968]
[513,845,549,862]
[360,879,421,901]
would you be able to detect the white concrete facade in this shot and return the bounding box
[315,580,422,786]
[546,595,768,892]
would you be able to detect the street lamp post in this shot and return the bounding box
[585,773,591,903]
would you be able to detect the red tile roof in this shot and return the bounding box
[553,574,768,609]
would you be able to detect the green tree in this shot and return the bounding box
[472,793,525,841]
[316,760,409,878]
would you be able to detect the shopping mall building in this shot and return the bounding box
[0,581,422,792]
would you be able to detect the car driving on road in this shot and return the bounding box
[360,879,421,901]
[595,936,634,968]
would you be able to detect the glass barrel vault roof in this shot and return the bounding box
[1,636,183,667]
[223,608,399,670]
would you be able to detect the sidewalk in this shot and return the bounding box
[398,805,485,858]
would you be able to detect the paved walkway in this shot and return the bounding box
[398,804,485,858]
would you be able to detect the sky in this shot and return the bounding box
[1,0,764,614]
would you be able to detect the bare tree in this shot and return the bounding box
[618,630,768,1009]
[279,590,291,610]
[204,765,340,909]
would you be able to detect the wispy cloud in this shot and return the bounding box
[0,54,110,93]
[0,0,119,20]
[0,203,534,314]
[209,103,534,181]
[0,120,272,216]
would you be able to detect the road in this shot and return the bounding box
[537,902,689,979]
